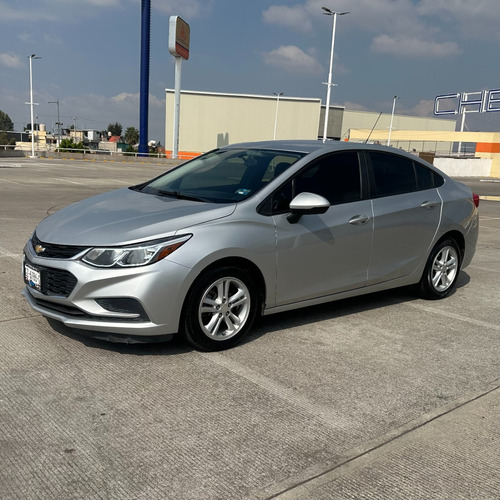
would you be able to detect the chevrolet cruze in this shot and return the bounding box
[23,141,479,350]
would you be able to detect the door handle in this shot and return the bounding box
[349,214,370,225]
[421,201,438,210]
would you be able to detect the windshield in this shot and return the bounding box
[138,148,305,203]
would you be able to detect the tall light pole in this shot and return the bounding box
[48,99,61,146]
[457,110,468,156]
[387,95,399,146]
[26,54,41,158]
[273,92,283,140]
[321,7,348,143]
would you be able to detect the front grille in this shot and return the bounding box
[44,268,78,297]
[25,260,78,297]
[32,233,88,259]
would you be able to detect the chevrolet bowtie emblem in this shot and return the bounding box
[35,244,46,254]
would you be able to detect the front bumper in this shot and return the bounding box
[22,240,191,340]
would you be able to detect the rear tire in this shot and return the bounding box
[417,239,461,300]
[182,266,259,351]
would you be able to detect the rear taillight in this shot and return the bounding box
[473,193,480,208]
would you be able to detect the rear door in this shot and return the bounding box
[365,151,442,284]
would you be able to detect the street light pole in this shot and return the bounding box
[26,54,41,158]
[48,99,61,146]
[321,8,348,143]
[387,95,399,146]
[273,92,283,140]
[458,110,467,156]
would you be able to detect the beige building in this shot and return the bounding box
[164,90,498,176]
[341,110,456,139]
[165,90,321,158]
[164,90,459,157]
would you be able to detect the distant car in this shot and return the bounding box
[23,141,479,350]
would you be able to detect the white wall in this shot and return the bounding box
[434,158,493,177]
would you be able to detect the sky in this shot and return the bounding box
[0,0,498,145]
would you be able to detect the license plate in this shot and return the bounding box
[25,262,42,292]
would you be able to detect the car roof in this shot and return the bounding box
[224,139,415,157]
[222,140,444,172]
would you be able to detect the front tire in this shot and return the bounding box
[182,266,259,351]
[417,239,461,300]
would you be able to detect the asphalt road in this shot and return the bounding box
[0,157,499,500]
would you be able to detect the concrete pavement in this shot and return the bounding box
[0,157,498,500]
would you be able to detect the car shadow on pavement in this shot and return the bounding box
[46,271,471,354]
[244,270,471,346]
[46,318,191,356]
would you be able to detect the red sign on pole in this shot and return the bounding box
[169,16,190,60]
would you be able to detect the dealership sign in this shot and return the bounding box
[169,16,190,60]
[434,89,500,115]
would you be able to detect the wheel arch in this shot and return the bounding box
[435,230,465,262]
[181,256,267,319]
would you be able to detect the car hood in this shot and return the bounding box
[35,188,236,246]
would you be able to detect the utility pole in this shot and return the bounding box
[273,92,283,140]
[387,96,399,146]
[26,54,41,158]
[321,8,348,143]
[48,99,61,146]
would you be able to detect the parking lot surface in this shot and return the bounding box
[1,157,499,500]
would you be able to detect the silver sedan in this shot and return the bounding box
[23,141,479,350]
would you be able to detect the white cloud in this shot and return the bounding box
[371,34,461,58]
[0,0,212,24]
[85,0,121,6]
[262,5,312,32]
[342,101,372,112]
[111,92,164,108]
[262,45,323,74]
[53,92,165,141]
[0,1,59,22]
[0,52,23,69]
[417,0,500,41]
[262,0,480,58]
[153,0,214,18]
[410,99,435,117]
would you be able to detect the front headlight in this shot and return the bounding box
[81,234,192,268]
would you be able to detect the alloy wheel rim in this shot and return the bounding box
[198,277,250,340]
[431,246,458,292]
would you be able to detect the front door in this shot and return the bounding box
[266,151,374,306]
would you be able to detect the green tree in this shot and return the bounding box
[0,110,14,131]
[0,131,8,145]
[56,138,84,153]
[124,126,139,145]
[107,122,122,137]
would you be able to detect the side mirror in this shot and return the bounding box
[287,192,330,224]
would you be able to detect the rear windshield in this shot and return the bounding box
[138,149,305,203]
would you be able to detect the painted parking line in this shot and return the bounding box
[469,264,500,273]
[0,246,22,262]
[55,178,85,185]
[480,196,500,201]
[405,302,500,331]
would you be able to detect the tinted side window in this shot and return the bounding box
[369,152,416,197]
[295,151,361,205]
[259,151,361,215]
[414,162,435,190]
